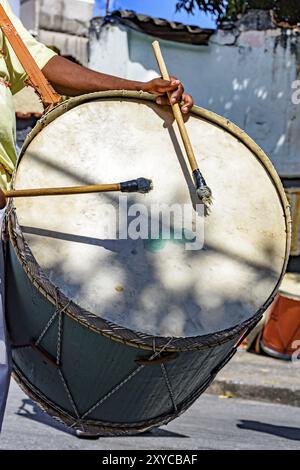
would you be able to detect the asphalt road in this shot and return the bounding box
[0,379,299,450]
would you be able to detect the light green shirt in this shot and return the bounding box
[0,0,57,189]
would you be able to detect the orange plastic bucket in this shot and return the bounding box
[261,274,300,360]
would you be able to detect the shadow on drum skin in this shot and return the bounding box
[166,125,200,211]
[26,105,208,218]
[19,224,279,336]
[25,152,99,186]
[20,225,279,281]
[16,397,75,436]
[22,151,123,210]
[20,225,129,253]
[183,236,279,282]
[19,225,207,335]
[145,103,209,216]
[237,420,300,441]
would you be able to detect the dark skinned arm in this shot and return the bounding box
[42,56,194,114]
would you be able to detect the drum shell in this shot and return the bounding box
[6,240,237,434]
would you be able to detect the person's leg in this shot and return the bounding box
[0,207,10,433]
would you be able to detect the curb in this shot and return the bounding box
[207,379,300,407]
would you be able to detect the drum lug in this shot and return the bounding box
[135,351,178,366]
[31,341,60,368]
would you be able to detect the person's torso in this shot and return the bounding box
[0,33,17,189]
[0,4,18,189]
[0,37,10,83]
[0,81,16,189]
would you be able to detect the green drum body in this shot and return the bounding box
[5,92,291,435]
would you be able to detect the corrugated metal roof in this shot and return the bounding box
[92,10,215,45]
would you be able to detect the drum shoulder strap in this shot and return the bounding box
[0,3,61,110]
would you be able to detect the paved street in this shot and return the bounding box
[207,350,300,407]
[0,379,299,450]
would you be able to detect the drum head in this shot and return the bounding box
[12,93,289,339]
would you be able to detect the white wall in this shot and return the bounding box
[39,0,95,23]
[21,0,95,29]
[89,22,300,177]
[20,0,95,63]
[39,29,89,65]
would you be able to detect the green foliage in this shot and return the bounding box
[175,0,247,21]
[175,1,226,19]
[176,0,300,24]
[226,1,248,20]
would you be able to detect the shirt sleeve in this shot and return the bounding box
[1,0,57,94]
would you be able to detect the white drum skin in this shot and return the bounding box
[13,92,290,339]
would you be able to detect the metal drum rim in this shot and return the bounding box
[7,90,292,353]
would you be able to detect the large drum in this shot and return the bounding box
[5,91,291,435]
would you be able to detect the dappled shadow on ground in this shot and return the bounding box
[16,398,74,436]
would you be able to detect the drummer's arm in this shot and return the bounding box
[42,55,193,114]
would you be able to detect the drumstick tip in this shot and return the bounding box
[120,177,153,194]
[193,169,212,206]
[196,185,212,207]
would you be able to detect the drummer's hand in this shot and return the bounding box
[142,77,194,115]
[0,189,6,209]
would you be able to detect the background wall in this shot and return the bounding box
[89,12,300,177]
[20,0,95,64]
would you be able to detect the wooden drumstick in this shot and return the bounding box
[3,178,153,199]
[152,40,212,206]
